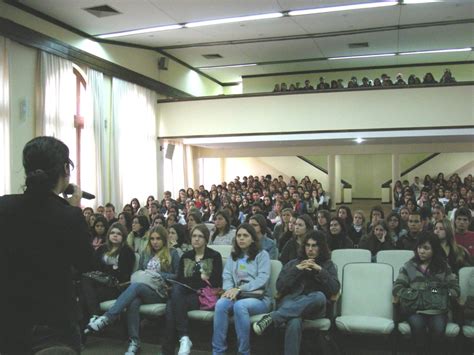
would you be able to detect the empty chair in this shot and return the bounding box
[376,250,414,281]
[331,249,371,282]
[458,266,474,339]
[335,263,394,335]
[208,244,233,261]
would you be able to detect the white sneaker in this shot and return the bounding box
[85,315,110,333]
[178,336,192,355]
[125,338,140,355]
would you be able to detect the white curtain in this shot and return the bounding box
[163,141,195,197]
[0,36,10,196]
[36,52,76,181]
[86,68,107,205]
[111,78,157,208]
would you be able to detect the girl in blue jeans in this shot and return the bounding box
[212,223,271,355]
[86,225,179,355]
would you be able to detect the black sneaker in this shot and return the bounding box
[253,314,273,335]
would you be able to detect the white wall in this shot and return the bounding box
[158,86,474,137]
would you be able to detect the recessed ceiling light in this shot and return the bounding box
[354,138,365,144]
[402,0,440,4]
[199,63,257,70]
[399,48,472,55]
[288,1,398,16]
[328,53,396,60]
[97,24,183,38]
[185,13,283,28]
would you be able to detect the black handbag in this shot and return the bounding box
[82,271,119,288]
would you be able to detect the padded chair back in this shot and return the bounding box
[133,253,140,272]
[376,250,414,281]
[331,249,371,282]
[269,260,283,302]
[459,267,474,303]
[340,263,393,319]
[208,244,233,260]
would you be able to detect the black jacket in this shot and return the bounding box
[94,243,135,283]
[0,192,94,352]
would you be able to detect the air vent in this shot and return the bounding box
[83,5,121,18]
[202,54,223,59]
[348,42,369,49]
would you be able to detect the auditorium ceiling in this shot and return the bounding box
[11,0,474,85]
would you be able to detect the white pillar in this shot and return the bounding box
[335,155,342,204]
[327,154,336,210]
[156,139,165,201]
[391,154,400,208]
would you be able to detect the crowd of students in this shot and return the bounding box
[272,68,457,93]
[80,171,474,354]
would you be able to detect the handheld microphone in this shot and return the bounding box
[64,184,95,200]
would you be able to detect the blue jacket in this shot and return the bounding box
[260,236,278,260]
[223,250,272,308]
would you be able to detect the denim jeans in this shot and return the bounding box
[271,291,327,355]
[212,297,269,355]
[407,313,447,354]
[162,284,200,355]
[104,282,164,341]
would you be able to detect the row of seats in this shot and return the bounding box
[99,249,474,352]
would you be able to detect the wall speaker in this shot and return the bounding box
[158,56,169,70]
[165,144,175,160]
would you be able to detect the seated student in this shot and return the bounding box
[210,210,235,245]
[348,209,366,246]
[434,218,471,275]
[273,208,294,244]
[280,214,314,265]
[85,226,179,354]
[454,207,474,256]
[327,217,354,251]
[399,206,410,230]
[162,224,223,355]
[118,211,133,234]
[337,205,353,231]
[386,212,407,245]
[253,231,340,355]
[397,211,423,250]
[90,215,108,250]
[168,223,193,257]
[80,223,135,329]
[127,215,150,254]
[393,232,459,355]
[359,221,394,260]
[315,210,331,235]
[366,206,385,233]
[249,214,278,260]
[83,207,94,226]
[212,223,271,355]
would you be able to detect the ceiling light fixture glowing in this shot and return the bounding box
[199,63,257,70]
[185,13,283,28]
[402,0,440,4]
[288,1,398,16]
[328,53,396,60]
[399,47,473,55]
[354,138,365,144]
[97,24,183,38]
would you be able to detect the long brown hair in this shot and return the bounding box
[146,225,172,271]
[231,223,260,262]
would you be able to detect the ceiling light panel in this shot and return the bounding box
[288,1,398,16]
[185,12,283,28]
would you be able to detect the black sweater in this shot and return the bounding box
[94,244,135,283]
